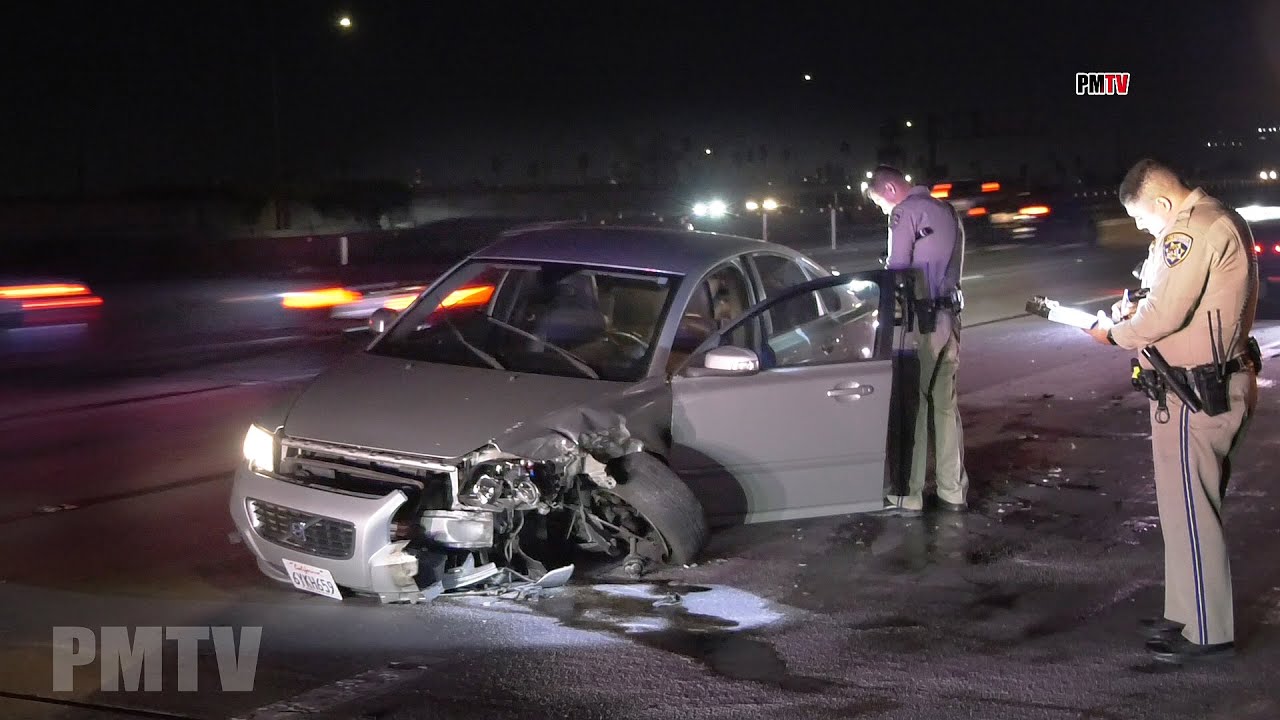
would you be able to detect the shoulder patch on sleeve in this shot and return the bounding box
[1162,232,1193,268]
[890,208,902,229]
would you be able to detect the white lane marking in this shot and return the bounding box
[961,274,985,281]
[237,372,322,386]
[233,659,441,720]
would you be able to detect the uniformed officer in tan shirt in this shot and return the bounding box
[866,165,971,514]
[1087,158,1259,662]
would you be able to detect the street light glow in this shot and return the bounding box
[338,15,353,28]
[865,171,873,179]
[905,174,912,183]
[762,198,779,211]
[745,200,760,211]
[803,74,812,81]
[704,147,712,155]
[905,120,913,128]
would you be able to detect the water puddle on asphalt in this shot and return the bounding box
[527,581,861,695]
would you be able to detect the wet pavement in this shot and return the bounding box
[1,242,1279,719]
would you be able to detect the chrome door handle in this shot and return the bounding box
[827,382,873,399]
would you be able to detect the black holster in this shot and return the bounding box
[1131,360,1164,402]
[1188,365,1230,417]
[914,301,938,333]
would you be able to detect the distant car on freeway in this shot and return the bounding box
[230,224,918,603]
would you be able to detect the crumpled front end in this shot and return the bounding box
[230,435,468,603]
[231,397,675,602]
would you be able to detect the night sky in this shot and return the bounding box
[3,1,1278,195]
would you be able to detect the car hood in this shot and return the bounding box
[282,352,650,459]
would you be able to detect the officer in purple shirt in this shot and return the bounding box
[866,165,970,513]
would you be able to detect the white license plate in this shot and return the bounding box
[282,558,343,600]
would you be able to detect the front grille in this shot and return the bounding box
[249,499,356,560]
[279,437,457,511]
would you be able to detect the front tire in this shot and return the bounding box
[600,452,709,566]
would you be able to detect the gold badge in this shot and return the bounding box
[1162,232,1193,268]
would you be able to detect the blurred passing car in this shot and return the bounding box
[0,278,103,329]
[279,282,430,325]
[932,180,1091,245]
[231,225,906,602]
[1238,208,1280,302]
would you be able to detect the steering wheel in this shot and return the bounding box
[605,329,650,356]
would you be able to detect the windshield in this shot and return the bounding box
[370,260,681,382]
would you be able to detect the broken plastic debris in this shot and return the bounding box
[535,565,575,589]
[442,561,503,591]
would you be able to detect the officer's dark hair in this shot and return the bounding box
[1119,158,1186,204]
[867,164,908,195]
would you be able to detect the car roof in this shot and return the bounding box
[470,225,785,275]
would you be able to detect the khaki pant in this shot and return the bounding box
[887,313,970,510]
[1150,370,1256,645]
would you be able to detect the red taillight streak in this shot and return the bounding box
[21,296,104,310]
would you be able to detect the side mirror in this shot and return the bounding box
[702,346,760,374]
[369,307,399,334]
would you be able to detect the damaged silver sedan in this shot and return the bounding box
[230,226,900,602]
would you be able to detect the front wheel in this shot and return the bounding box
[584,453,709,568]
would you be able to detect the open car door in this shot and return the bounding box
[669,270,897,525]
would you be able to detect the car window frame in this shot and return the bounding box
[368,259,682,382]
[745,251,826,337]
[673,270,895,376]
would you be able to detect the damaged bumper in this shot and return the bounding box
[229,464,432,602]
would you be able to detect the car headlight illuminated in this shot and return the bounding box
[242,425,277,473]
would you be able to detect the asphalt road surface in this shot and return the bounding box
[2,238,1280,719]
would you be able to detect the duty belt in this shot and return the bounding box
[926,293,963,312]
[1172,354,1257,382]
[1131,352,1256,423]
